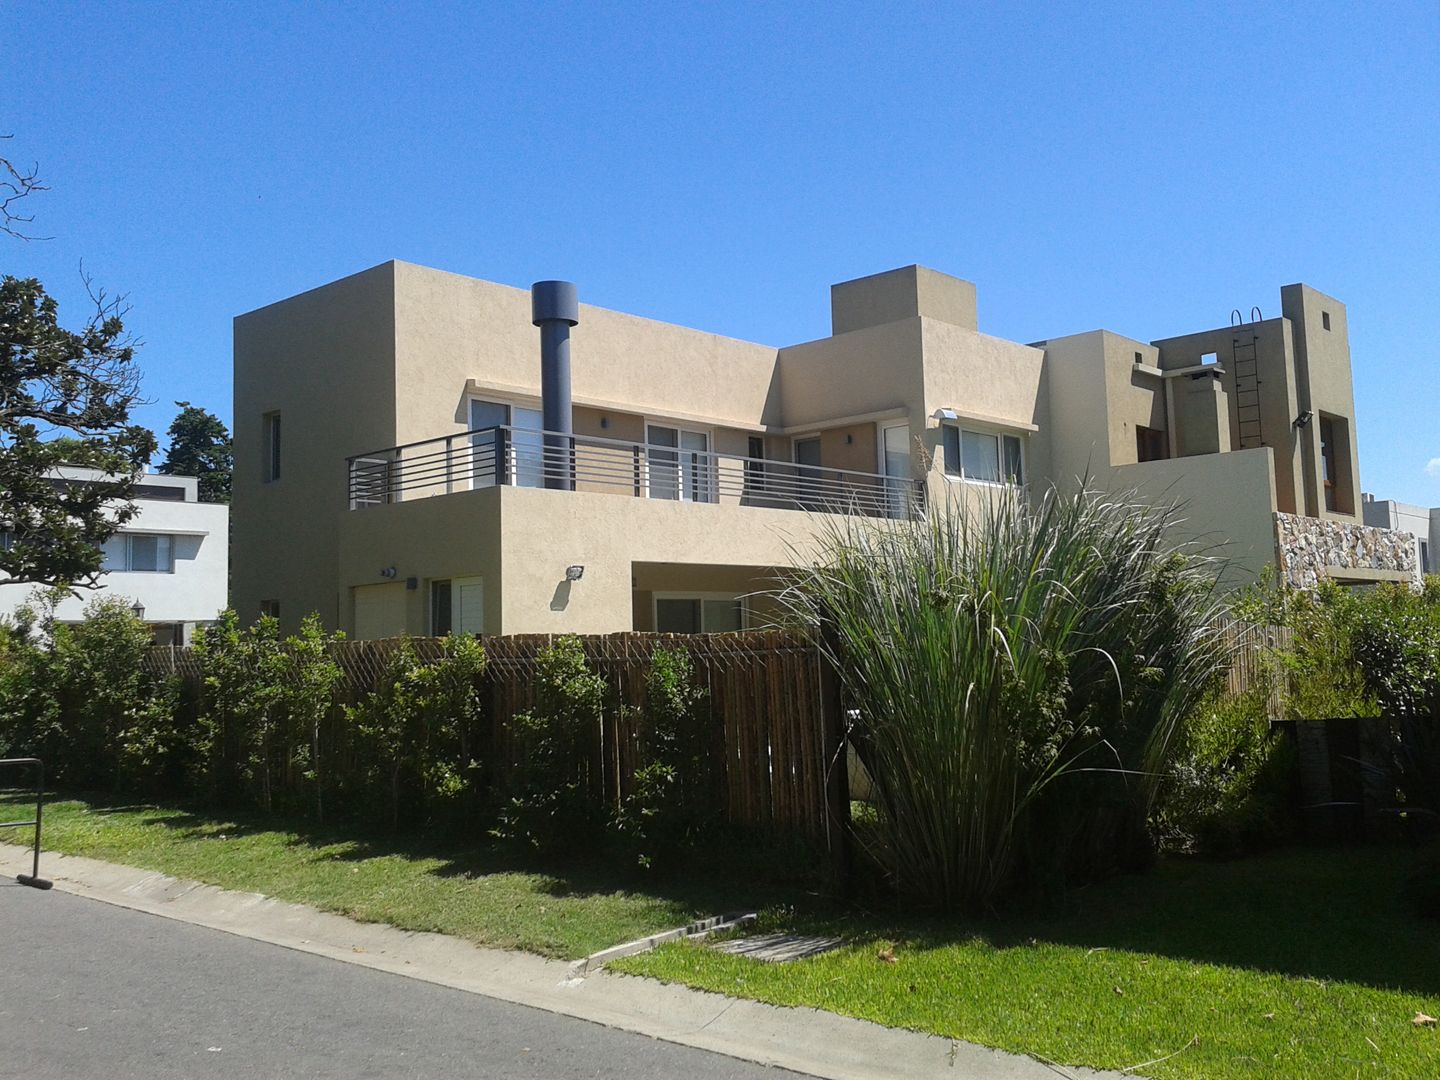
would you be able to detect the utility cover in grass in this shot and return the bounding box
[710,932,844,963]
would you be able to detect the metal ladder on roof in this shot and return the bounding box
[1230,307,1264,449]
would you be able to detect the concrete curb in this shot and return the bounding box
[0,842,1124,1080]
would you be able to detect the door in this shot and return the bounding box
[469,400,544,489]
[430,576,485,635]
[647,425,712,502]
[793,436,822,505]
[882,424,911,518]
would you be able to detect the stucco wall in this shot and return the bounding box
[233,263,399,630]
[1107,447,1280,589]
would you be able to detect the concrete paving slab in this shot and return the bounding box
[0,842,1127,1079]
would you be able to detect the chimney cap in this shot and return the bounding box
[531,280,579,326]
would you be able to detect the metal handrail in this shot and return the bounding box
[0,757,53,889]
[346,424,924,520]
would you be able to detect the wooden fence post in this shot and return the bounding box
[817,643,851,893]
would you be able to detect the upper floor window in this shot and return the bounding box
[264,412,282,482]
[101,533,174,573]
[942,426,1024,485]
[1322,311,1331,331]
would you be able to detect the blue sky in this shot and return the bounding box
[7,1,1439,502]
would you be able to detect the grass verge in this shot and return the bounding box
[615,846,1440,1079]
[0,793,808,960]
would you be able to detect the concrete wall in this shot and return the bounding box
[1282,284,1362,522]
[1107,447,1280,589]
[337,484,844,636]
[830,265,978,335]
[1363,497,1439,575]
[233,263,400,630]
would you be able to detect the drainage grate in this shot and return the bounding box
[710,932,845,963]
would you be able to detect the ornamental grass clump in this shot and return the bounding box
[780,486,1230,912]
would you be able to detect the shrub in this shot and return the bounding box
[617,647,716,867]
[1156,688,1296,856]
[779,486,1230,912]
[0,593,176,790]
[493,636,607,853]
[348,635,487,829]
[192,610,344,811]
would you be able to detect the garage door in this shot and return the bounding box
[353,583,408,640]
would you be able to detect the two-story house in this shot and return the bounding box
[232,262,1416,638]
[1,469,229,644]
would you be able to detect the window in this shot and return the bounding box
[0,530,12,551]
[259,599,280,620]
[647,425,712,502]
[1136,425,1168,463]
[100,533,174,573]
[655,594,744,634]
[1420,539,1430,575]
[431,576,484,635]
[941,426,1024,485]
[1200,352,1218,366]
[263,412,282,482]
[1317,414,1355,515]
[1322,311,1331,331]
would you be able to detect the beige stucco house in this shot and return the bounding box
[232,262,1416,639]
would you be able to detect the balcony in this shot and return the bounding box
[347,425,923,519]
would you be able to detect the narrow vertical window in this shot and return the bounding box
[1322,311,1331,331]
[264,412,282,482]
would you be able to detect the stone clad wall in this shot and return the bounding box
[1275,512,1420,590]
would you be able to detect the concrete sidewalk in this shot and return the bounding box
[0,843,1123,1080]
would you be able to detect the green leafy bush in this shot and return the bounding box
[1156,688,1296,856]
[192,611,344,811]
[617,647,716,867]
[348,635,487,828]
[493,636,607,853]
[0,593,177,790]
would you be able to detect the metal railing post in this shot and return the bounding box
[0,757,53,890]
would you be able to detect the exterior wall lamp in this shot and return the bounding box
[565,565,585,581]
[932,408,959,421]
[1293,410,1314,429]
[130,601,146,621]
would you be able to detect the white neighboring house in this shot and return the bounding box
[1362,493,1439,577]
[0,469,229,644]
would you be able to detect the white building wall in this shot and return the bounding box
[0,480,229,635]
[1361,495,1438,575]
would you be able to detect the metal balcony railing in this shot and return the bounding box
[346,425,923,520]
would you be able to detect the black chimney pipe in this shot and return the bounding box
[530,281,579,491]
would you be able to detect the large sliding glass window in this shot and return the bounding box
[101,533,174,573]
[942,426,1024,485]
[469,399,544,489]
[646,425,712,502]
[654,594,744,634]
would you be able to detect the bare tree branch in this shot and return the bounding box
[0,134,51,241]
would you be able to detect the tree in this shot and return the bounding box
[0,276,157,589]
[160,401,232,503]
[1,135,48,241]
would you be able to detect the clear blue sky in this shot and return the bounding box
[7,1,1439,502]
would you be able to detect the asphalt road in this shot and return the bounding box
[0,881,801,1079]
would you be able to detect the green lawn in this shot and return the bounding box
[616,847,1440,1079]
[0,794,799,960]
[8,795,1438,1077]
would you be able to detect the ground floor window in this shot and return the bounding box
[431,576,484,635]
[654,593,744,634]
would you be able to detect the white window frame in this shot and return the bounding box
[101,532,176,574]
[644,420,715,503]
[466,392,546,490]
[652,591,747,634]
[940,423,1026,487]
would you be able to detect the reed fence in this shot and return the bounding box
[141,630,844,848]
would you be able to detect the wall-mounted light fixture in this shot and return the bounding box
[1292,410,1314,429]
[130,601,146,621]
[932,408,959,421]
[565,565,585,581]
[380,566,398,579]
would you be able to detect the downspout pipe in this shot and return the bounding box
[531,280,579,491]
